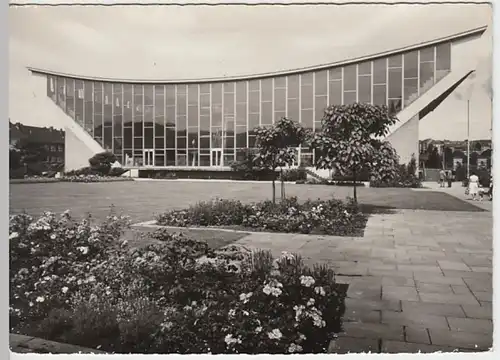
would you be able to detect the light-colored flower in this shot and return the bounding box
[307,298,315,307]
[239,292,253,304]
[267,328,283,340]
[61,287,69,294]
[28,302,34,307]
[300,275,315,287]
[77,246,89,255]
[50,234,57,240]
[224,334,242,346]
[314,286,326,296]
[228,309,236,317]
[288,343,303,353]
[9,232,19,240]
[280,251,295,261]
[254,326,262,334]
[35,296,45,303]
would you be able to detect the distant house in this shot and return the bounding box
[9,122,65,163]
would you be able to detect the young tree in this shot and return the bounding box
[311,103,398,202]
[88,151,117,176]
[254,117,309,203]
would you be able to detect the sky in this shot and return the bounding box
[8,2,493,140]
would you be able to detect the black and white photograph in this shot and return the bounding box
[8,0,494,355]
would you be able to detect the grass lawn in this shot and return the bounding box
[124,226,249,249]
[9,181,483,224]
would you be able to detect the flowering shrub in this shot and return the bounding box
[61,175,133,183]
[156,196,367,236]
[10,212,347,354]
[370,155,422,188]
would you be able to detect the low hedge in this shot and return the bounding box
[10,211,347,354]
[156,197,367,236]
[10,176,134,184]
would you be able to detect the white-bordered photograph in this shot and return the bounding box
[8,0,494,356]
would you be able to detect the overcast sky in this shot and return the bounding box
[9,3,493,140]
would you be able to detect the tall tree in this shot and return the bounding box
[311,103,398,202]
[254,117,309,203]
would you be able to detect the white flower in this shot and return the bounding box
[28,302,34,307]
[294,305,305,321]
[239,292,253,304]
[242,310,249,316]
[224,334,242,346]
[254,326,262,334]
[35,296,45,303]
[263,283,283,297]
[77,246,89,255]
[288,343,303,353]
[50,234,57,240]
[307,298,315,307]
[9,232,19,240]
[267,328,283,340]
[314,286,326,296]
[61,287,68,294]
[228,309,236,317]
[280,252,295,261]
[300,275,315,287]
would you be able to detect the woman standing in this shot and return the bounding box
[468,172,480,201]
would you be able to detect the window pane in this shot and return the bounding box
[419,62,434,93]
[261,102,273,125]
[287,75,299,98]
[274,88,286,111]
[404,78,418,107]
[223,82,234,93]
[373,58,387,84]
[200,84,210,94]
[144,85,153,106]
[236,81,247,103]
[275,76,286,88]
[314,70,328,96]
[420,47,434,62]
[287,98,299,122]
[249,91,259,113]
[373,85,387,106]
[329,80,342,105]
[188,105,198,127]
[388,98,402,115]
[235,127,247,148]
[343,65,356,91]
[224,92,235,114]
[388,54,402,68]
[188,84,198,105]
[329,68,342,81]
[166,86,175,106]
[261,78,273,101]
[358,76,371,103]
[84,81,93,134]
[436,43,451,76]
[314,95,327,121]
[343,92,356,105]
[358,62,371,76]
[123,84,132,128]
[301,73,313,86]
[177,94,186,116]
[388,68,402,99]
[249,80,259,92]
[404,51,418,78]
[236,103,247,125]
[66,78,75,117]
[301,84,313,109]
[211,83,222,104]
[301,109,313,129]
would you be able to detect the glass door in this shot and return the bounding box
[143,149,154,167]
[211,149,223,167]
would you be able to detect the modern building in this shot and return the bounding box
[11,6,492,175]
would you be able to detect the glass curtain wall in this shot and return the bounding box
[46,42,451,167]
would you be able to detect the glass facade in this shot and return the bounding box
[46,42,451,167]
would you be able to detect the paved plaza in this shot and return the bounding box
[9,180,493,353]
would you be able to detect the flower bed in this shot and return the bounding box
[156,197,368,236]
[10,177,61,184]
[10,176,134,184]
[10,211,347,354]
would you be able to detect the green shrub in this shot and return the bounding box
[88,151,117,176]
[370,156,422,188]
[278,168,307,182]
[10,212,347,354]
[156,196,367,236]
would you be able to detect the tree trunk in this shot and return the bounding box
[280,168,285,201]
[272,178,276,204]
[352,168,357,203]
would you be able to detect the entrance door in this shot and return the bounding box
[211,149,222,167]
[143,149,154,167]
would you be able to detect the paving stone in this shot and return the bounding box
[405,327,431,344]
[381,340,458,353]
[447,317,493,334]
[463,278,492,292]
[10,334,35,348]
[469,266,492,273]
[415,282,453,294]
[450,285,472,295]
[345,298,401,312]
[413,272,465,285]
[330,336,379,354]
[344,308,381,324]
[381,311,449,330]
[382,286,419,301]
[382,276,415,287]
[428,329,493,351]
[397,264,443,273]
[437,260,471,271]
[347,284,381,300]
[443,270,492,279]
[342,322,404,342]
[470,291,492,302]
[419,292,479,305]
[369,269,414,278]
[461,305,492,320]
[401,301,465,317]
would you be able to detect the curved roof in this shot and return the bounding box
[11,4,491,82]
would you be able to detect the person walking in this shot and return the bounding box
[447,170,453,188]
[439,169,446,188]
[468,171,480,201]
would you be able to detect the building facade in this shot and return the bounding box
[26,26,488,172]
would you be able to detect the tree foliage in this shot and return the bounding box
[254,118,310,203]
[88,151,117,176]
[311,103,399,202]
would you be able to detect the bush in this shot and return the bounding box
[370,156,422,188]
[10,211,347,354]
[278,168,307,182]
[230,149,276,180]
[88,151,117,176]
[61,175,133,183]
[108,167,127,177]
[156,197,367,236]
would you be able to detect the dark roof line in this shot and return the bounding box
[27,25,487,84]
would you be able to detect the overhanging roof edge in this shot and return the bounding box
[27,25,487,84]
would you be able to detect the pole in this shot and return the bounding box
[467,99,470,179]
